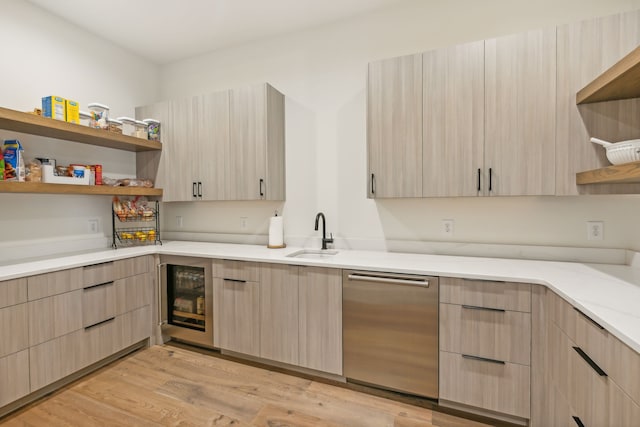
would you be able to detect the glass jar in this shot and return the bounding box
[143,118,161,141]
[79,111,91,127]
[117,117,137,136]
[134,120,148,139]
[107,118,123,134]
[87,103,109,129]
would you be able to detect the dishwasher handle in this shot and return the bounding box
[347,273,430,288]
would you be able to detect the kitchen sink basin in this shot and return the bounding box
[286,249,339,259]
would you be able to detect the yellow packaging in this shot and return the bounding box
[65,99,80,124]
[41,96,66,121]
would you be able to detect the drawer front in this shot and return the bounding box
[30,329,84,391]
[608,336,640,408]
[115,305,151,351]
[440,277,531,312]
[114,256,152,279]
[115,273,152,315]
[609,380,640,427]
[29,290,83,346]
[440,303,531,365]
[82,316,118,368]
[0,278,27,309]
[222,260,259,282]
[0,350,30,407]
[83,262,115,287]
[439,350,530,418]
[27,268,83,300]
[82,282,116,328]
[0,303,29,358]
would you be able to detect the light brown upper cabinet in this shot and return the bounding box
[367,54,423,198]
[484,28,557,196]
[423,41,484,197]
[556,10,640,195]
[228,83,285,201]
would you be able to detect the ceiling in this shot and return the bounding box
[27,0,407,65]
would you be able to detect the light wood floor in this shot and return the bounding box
[2,345,493,427]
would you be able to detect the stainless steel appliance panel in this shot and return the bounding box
[343,270,439,398]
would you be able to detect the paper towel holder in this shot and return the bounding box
[267,210,287,249]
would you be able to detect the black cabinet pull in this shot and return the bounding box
[572,416,585,427]
[192,182,197,198]
[198,182,203,198]
[573,346,607,377]
[371,173,376,195]
[573,307,605,330]
[223,278,247,283]
[462,305,506,313]
[462,354,505,365]
[477,168,481,192]
[259,179,264,197]
[84,317,115,331]
[489,168,493,192]
[83,281,114,291]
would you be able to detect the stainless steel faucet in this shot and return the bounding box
[314,212,334,250]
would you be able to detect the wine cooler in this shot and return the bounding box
[159,256,213,348]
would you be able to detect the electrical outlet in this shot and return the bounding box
[240,217,248,230]
[176,216,183,228]
[87,219,99,234]
[442,219,454,237]
[587,221,604,241]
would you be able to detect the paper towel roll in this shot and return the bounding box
[268,215,284,248]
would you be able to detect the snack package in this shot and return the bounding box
[0,149,4,181]
[26,159,42,182]
[3,140,25,181]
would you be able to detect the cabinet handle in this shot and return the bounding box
[489,168,493,192]
[462,305,505,313]
[573,307,605,330]
[347,273,430,288]
[462,354,505,365]
[259,179,265,197]
[84,317,115,331]
[572,416,585,427]
[573,346,607,377]
[477,168,481,192]
[223,278,247,283]
[83,281,114,291]
[198,182,203,198]
[192,182,197,198]
[371,173,376,195]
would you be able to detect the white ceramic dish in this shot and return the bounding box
[591,137,640,165]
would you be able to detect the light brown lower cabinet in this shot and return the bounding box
[28,290,82,346]
[0,350,30,407]
[0,303,29,358]
[82,281,116,329]
[216,277,261,357]
[29,329,84,391]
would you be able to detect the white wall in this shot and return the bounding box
[159,0,640,252]
[0,0,159,257]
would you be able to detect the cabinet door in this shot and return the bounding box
[367,54,423,198]
[196,90,229,201]
[0,350,30,407]
[29,290,82,346]
[556,10,640,195]
[423,41,485,197]
[0,303,29,358]
[485,28,556,196]
[30,329,84,391]
[135,100,169,190]
[260,264,299,365]
[298,267,342,375]
[217,278,260,356]
[0,278,26,309]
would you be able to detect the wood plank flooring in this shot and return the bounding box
[1,345,493,427]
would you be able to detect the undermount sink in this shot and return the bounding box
[286,249,339,259]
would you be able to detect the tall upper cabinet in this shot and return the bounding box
[423,41,484,197]
[556,10,640,195]
[367,53,423,198]
[484,28,557,196]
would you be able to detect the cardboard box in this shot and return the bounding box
[42,96,66,121]
[65,99,80,124]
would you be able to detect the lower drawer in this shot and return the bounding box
[0,350,30,407]
[439,350,530,419]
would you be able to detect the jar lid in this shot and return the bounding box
[143,118,160,124]
[107,118,123,125]
[87,102,110,110]
[116,116,137,125]
[135,120,148,127]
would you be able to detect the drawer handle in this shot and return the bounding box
[84,261,114,268]
[573,346,607,377]
[347,274,430,288]
[462,305,505,313]
[85,317,115,330]
[462,354,505,365]
[83,281,114,290]
[460,278,506,283]
[573,307,605,330]
[572,416,585,427]
[223,278,247,283]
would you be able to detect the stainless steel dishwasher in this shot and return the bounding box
[343,270,438,399]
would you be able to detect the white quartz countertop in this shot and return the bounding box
[2,240,639,354]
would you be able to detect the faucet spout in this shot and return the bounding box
[314,212,333,250]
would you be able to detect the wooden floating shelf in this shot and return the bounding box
[0,106,162,152]
[576,160,640,185]
[577,45,640,104]
[0,181,163,196]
